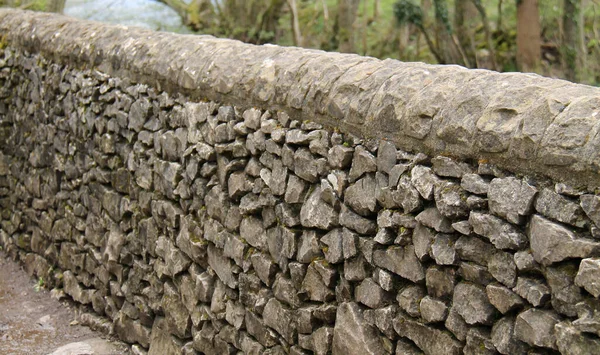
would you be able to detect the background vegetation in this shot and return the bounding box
[1,0,599,85]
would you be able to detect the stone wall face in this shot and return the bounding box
[1,9,600,355]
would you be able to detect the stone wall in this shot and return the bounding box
[1,9,600,355]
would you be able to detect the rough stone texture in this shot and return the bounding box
[332,303,390,355]
[575,258,600,298]
[488,178,537,225]
[1,10,600,355]
[453,282,497,325]
[393,313,462,355]
[515,309,561,350]
[529,215,600,266]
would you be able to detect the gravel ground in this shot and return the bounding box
[0,251,130,355]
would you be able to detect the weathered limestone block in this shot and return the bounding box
[332,302,391,355]
[453,282,497,325]
[535,188,587,227]
[515,308,561,350]
[393,313,462,355]
[488,177,537,224]
[529,215,600,266]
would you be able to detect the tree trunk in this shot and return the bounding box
[455,0,478,67]
[471,0,497,70]
[334,0,360,53]
[516,0,541,72]
[287,0,303,46]
[563,0,584,82]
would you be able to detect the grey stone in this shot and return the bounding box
[225,300,246,330]
[356,278,391,308]
[332,302,391,355]
[397,285,426,318]
[426,266,456,299]
[469,212,528,250]
[374,228,395,245]
[432,156,473,178]
[207,244,237,289]
[301,262,335,302]
[149,318,183,355]
[264,298,297,344]
[162,281,191,338]
[245,311,279,347]
[344,256,370,281]
[373,245,425,283]
[434,181,469,219]
[535,188,587,227]
[464,328,497,355]
[488,177,537,224]
[430,234,459,266]
[486,283,525,314]
[458,262,495,285]
[395,338,423,355]
[393,313,462,355]
[377,140,397,174]
[389,163,410,187]
[513,250,540,272]
[339,205,377,235]
[555,321,600,355]
[394,176,422,213]
[453,282,497,325]
[285,174,307,204]
[513,277,551,307]
[575,257,600,298]
[240,217,267,250]
[349,145,377,182]
[573,298,600,336]
[250,252,277,287]
[515,308,561,350]
[410,165,438,200]
[297,230,323,263]
[488,251,517,287]
[545,262,584,317]
[451,220,472,235]
[274,274,301,308]
[461,174,490,195]
[294,148,322,183]
[243,108,262,130]
[345,175,378,216]
[300,186,339,230]
[415,208,454,233]
[321,228,344,264]
[455,235,495,266]
[420,296,448,323]
[491,316,528,355]
[529,214,600,266]
[445,308,468,342]
[373,268,395,292]
[239,331,265,354]
[466,195,488,210]
[328,145,354,169]
[342,228,359,259]
[581,194,600,228]
[413,223,435,261]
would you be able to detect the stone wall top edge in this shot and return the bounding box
[2,9,600,189]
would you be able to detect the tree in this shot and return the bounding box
[155,0,286,44]
[0,0,65,13]
[563,0,585,82]
[287,0,303,46]
[516,0,541,72]
[333,0,360,53]
[455,0,478,66]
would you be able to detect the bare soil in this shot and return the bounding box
[0,251,130,355]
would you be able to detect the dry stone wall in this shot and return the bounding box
[1,9,600,355]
